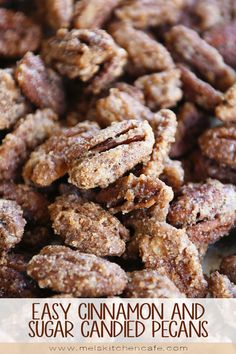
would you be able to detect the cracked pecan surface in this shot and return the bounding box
[68,120,155,189]
[27,245,128,297]
[209,271,236,298]
[49,194,129,256]
[215,83,236,122]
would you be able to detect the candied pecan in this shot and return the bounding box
[179,65,222,110]
[0,8,41,57]
[143,109,177,178]
[73,0,121,29]
[68,120,155,189]
[110,22,174,76]
[0,109,58,181]
[160,158,184,192]
[199,124,236,169]
[23,121,99,187]
[124,270,185,298]
[115,0,185,29]
[22,226,52,250]
[0,199,26,250]
[0,69,31,130]
[0,251,32,273]
[138,220,207,297]
[49,194,129,256]
[166,25,236,91]
[135,69,183,111]
[171,103,209,158]
[220,255,236,284]
[215,83,236,122]
[43,29,127,94]
[113,82,145,104]
[95,88,153,127]
[0,181,49,224]
[27,245,127,297]
[209,271,236,298]
[204,22,236,69]
[15,52,66,116]
[38,0,73,30]
[96,173,173,214]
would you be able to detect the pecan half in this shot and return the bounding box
[0,109,58,181]
[27,245,128,297]
[49,194,129,256]
[220,255,236,284]
[209,271,236,298]
[135,69,183,111]
[0,8,41,57]
[43,28,127,94]
[68,120,155,189]
[37,0,73,30]
[15,52,66,116]
[166,25,236,91]
[160,158,184,192]
[215,83,236,122]
[0,199,26,250]
[23,121,99,187]
[0,69,31,130]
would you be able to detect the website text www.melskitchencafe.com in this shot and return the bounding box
[0,299,235,353]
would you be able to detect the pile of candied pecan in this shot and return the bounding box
[0,0,236,298]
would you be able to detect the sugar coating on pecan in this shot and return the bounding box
[96,173,173,214]
[166,25,236,91]
[135,69,183,111]
[0,182,49,224]
[0,69,30,130]
[95,88,153,127]
[0,8,41,57]
[15,52,66,116]
[179,65,222,110]
[220,255,236,284]
[73,0,121,29]
[110,22,174,76]
[143,109,177,178]
[27,245,128,297]
[124,270,186,298]
[215,83,236,122]
[209,271,236,298]
[68,120,155,189]
[204,21,236,69]
[43,29,127,94]
[115,0,185,29]
[38,0,73,30]
[0,199,26,250]
[199,124,236,169]
[0,109,58,181]
[160,158,184,192]
[113,82,145,104]
[170,103,209,158]
[49,194,129,256]
[138,220,207,298]
[23,121,99,187]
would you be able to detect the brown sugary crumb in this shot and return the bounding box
[179,65,222,110]
[23,121,99,187]
[95,88,153,127]
[96,173,173,214]
[37,0,73,30]
[73,0,121,29]
[171,103,209,158]
[124,270,186,298]
[115,0,185,29]
[0,199,26,250]
[49,193,129,257]
[220,255,236,284]
[199,124,236,169]
[166,25,236,91]
[209,271,236,298]
[135,69,183,111]
[138,219,207,298]
[68,120,155,189]
[215,83,236,122]
[15,52,66,116]
[0,109,58,181]
[0,8,41,58]
[0,69,31,130]
[43,28,127,94]
[110,22,174,76]
[161,158,184,192]
[27,245,128,297]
